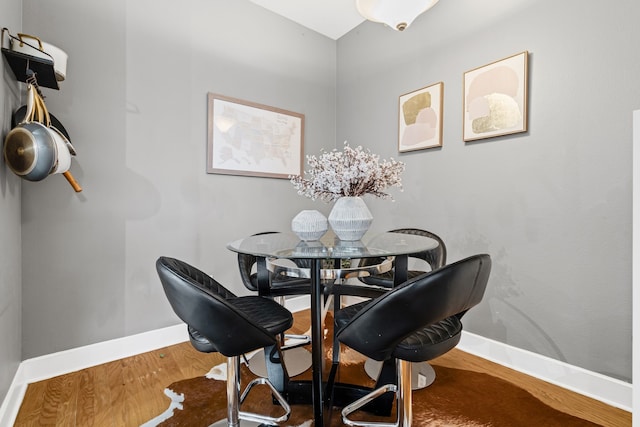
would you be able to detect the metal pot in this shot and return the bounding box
[49,126,71,174]
[3,86,56,181]
[31,88,82,192]
[12,105,77,156]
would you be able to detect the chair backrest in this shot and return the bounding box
[337,254,491,361]
[237,231,312,292]
[237,231,277,292]
[390,228,447,270]
[157,256,278,356]
[359,228,447,272]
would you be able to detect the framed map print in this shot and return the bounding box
[207,93,304,178]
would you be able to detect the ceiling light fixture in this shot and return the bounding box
[355,0,440,32]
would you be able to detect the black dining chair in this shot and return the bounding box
[334,254,491,427]
[236,231,322,377]
[344,228,448,388]
[157,256,292,426]
[357,228,447,288]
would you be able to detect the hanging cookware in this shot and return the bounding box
[32,92,71,174]
[12,105,77,156]
[31,91,82,192]
[3,85,57,181]
[11,105,77,156]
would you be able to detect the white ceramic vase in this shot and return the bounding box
[291,210,328,241]
[328,196,373,241]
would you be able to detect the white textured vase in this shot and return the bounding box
[328,196,373,241]
[291,210,328,241]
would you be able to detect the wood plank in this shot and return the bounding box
[14,379,46,425]
[90,361,119,427]
[74,369,96,426]
[55,371,80,426]
[120,352,158,426]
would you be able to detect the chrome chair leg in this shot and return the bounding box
[280,334,311,350]
[239,376,291,424]
[210,355,290,427]
[228,355,240,427]
[342,383,397,427]
[341,359,413,427]
[397,359,412,427]
[364,359,436,390]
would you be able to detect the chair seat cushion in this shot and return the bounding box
[228,295,293,335]
[188,296,293,354]
[392,316,462,362]
[250,273,311,296]
[188,325,217,353]
[335,301,462,363]
[359,270,426,288]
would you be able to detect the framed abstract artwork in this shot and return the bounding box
[463,51,529,142]
[398,82,444,152]
[207,93,304,178]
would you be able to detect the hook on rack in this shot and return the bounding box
[25,69,45,100]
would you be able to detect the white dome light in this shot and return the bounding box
[355,0,440,31]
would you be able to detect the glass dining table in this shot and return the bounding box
[227,230,438,426]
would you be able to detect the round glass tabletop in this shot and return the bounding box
[227,230,437,260]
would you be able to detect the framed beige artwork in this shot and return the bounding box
[398,82,444,152]
[463,51,529,142]
[207,93,304,178]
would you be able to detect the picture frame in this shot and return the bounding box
[207,93,304,179]
[398,82,444,152]
[463,51,528,142]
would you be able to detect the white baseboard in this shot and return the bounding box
[632,109,639,426]
[0,295,631,426]
[0,376,26,427]
[458,331,632,412]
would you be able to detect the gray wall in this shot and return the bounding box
[337,0,638,381]
[20,0,335,357]
[2,0,634,399]
[0,0,24,401]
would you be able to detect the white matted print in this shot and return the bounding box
[398,82,443,152]
[207,93,304,178]
[463,51,528,142]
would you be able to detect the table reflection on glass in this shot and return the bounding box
[227,231,437,426]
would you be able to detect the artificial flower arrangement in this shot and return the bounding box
[289,142,405,202]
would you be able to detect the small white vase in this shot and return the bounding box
[328,196,373,241]
[291,210,328,241]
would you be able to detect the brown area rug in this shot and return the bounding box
[145,356,601,427]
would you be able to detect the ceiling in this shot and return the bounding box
[249,0,366,40]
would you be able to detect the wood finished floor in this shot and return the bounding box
[13,311,631,426]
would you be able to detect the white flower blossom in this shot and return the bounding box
[289,142,405,202]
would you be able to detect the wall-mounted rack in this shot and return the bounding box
[1,47,59,90]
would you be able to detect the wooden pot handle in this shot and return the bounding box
[33,91,51,127]
[63,171,82,192]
